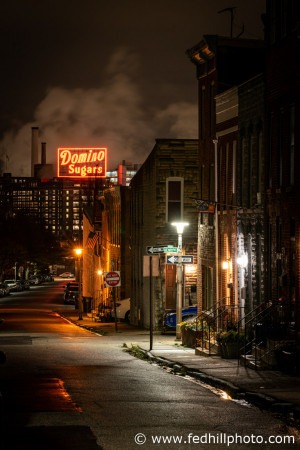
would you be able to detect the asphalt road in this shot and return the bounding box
[0,281,299,449]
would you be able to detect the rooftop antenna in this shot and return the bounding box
[218,6,237,38]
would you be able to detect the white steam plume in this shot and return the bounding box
[0,47,197,175]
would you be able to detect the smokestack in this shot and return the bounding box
[41,142,47,165]
[31,127,39,176]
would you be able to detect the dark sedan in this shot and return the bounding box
[64,285,79,305]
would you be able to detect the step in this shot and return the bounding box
[240,354,270,370]
[195,347,218,357]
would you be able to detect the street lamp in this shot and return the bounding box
[171,221,189,339]
[74,248,83,320]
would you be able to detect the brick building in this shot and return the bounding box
[186,36,265,319]
[264,0,300,334]
[237,74,265,318]
[130,139,199,330]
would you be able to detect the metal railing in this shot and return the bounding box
[195,297,239,355]
[237,301,296,370]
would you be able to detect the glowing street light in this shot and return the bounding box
[171,221,189,339]
[74,248,83,320]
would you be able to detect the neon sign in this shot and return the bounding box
[57,147,107,178]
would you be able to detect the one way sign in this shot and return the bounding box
[146,245,165,254]
[166,255,194,264]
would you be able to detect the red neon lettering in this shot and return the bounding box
[60,149,106,165]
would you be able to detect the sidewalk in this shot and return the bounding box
[59,310,300,427]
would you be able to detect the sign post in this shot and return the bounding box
[143,255,159,350]
[104,271,121,332]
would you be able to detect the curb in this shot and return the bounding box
[59,315,300,430]
[136,346,300,429]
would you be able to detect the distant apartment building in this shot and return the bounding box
[0,173,98,244]
[106,161,142,186]
[0,157,139,246]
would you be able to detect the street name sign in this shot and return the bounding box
[166,255,194,264]
[163,247,178,253]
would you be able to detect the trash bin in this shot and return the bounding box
[83,297,92,313]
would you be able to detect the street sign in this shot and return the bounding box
[163,247,178,253]
[166,255,194,264]
[104,271,121,287]
[146,245,166,255]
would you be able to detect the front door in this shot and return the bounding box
[165,264,177,309]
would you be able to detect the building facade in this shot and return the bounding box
[264,0,300,335]
[130,139,199,330]
[186,35,265,325]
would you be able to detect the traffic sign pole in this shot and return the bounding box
[104,271,121,332]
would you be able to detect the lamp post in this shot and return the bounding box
[74,248,83,320]
[171,221,189,340]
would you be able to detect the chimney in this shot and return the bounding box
[41,142,47,165]
[31,127,39,176]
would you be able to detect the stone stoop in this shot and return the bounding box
[195,341,219,357]
[240,340,280,370]
[239,353,271,370]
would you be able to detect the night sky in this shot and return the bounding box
[0,0,265,174]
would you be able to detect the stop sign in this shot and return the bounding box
[105,271,121,287]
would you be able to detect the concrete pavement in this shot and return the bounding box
[59,310,300,429]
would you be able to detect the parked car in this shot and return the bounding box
[29,275,42,285]
[3,280,22,292]
[163,306,198,333]
[0,282,10,296]
[20,280,30,290]
[111,298,130,322]
[42,274,54,282]
[59,272,75,279]
[64,282,79,291]
[64,285,79,304]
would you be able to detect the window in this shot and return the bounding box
[232,140,237,195]
[201,85,206,140]
[166,178,183,223]
[210,82,215,138]
[256,129,263,198]
[278,108,284,187]
[268,113,274,188]
[289,104,295,186]
[202,265,213,310]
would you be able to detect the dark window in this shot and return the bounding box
[289,104,295,186]
[167,179,183,222]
